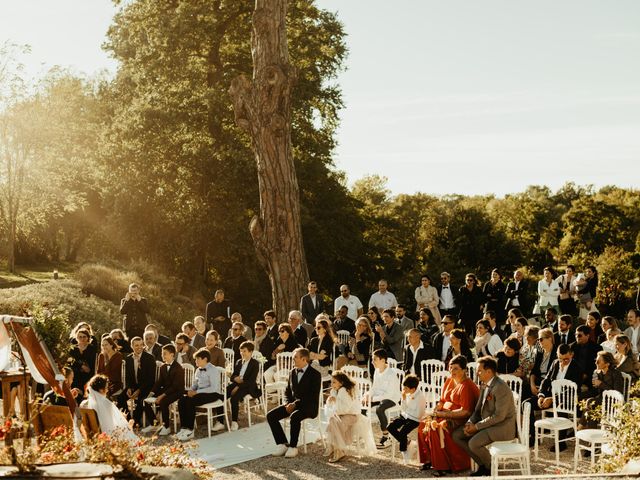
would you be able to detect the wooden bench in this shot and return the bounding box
[32,404,101,440]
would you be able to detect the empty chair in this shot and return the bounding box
[342,365,367,382]
[265,351,295,405]
[489,401,532,477]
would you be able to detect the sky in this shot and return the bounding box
[1,0,639,196]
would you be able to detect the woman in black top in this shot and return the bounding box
[309,319,336,376]
[445,329,474,368]
[458,274,485,337]
[496,337,521,375]
[67,328,97,394]
[483,269,506,324]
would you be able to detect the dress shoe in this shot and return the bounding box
[471,466,490,477]
[420,463,432,471]
[212,422,225,432]
[230,421,239,431]
[158,426,171,436]
[272,444,288,457]
[433,470,451,477]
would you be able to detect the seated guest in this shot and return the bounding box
[404,328,436,380]
[333,305,356,335]
[554,314,576,346]
[70,322,98,347]
[182,321,206,350]
[308,319,336,377]
[337,316,373,370]
[601,327,622,354]
[473,320,503,357]
[110,329,132,355]
[175,333,197,366]
[96,337,124,399]
[361,349,401,449]
[205,330,226,368]
[529,328,557,397]
[615,334,640,381]
[227,341,261,431]
[144,324,171,346]
[524,344,580,448]
[502,308,524,338]
[395,304,415,333]
[68,328,97,394]
[586,311,604,344]
[375,308,405,363]
[288,310,308,347]
[268,348,322,458]
[508,317,528,345]
[580,351,624,428]
[253,320,269,353]
[175,349,224,440]
[141,344,185,436]
[263,323,300,384]
[230,311,253,340]
[452,356,517,477]
[417,354,480,476]
[43,367,80,406]
[224,321,248,359]
[445,329,474,368]
[416,307,439,346]
[387,374,426,464]
[599,316,619,345]
[143,330,162,361]
[194,315,210,338]
[496,337,521,375]
[572,324,602,391]
[324,371,375,462]
[519,326,540,379]
[433,315,456,363]
[119,336,156,428]
[484,310,504,340]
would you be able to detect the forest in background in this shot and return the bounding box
[1,1,639,323]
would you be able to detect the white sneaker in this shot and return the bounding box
[158,426,171,436]
[212,422,225,432]
[272,444,288,457]
[285,447,298,458]
[230,421,239,431]
[179,429,194,441]
[401,450,410,465]
[141,424,159,434]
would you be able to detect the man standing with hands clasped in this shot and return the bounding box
[120,283,150,340]
[452,356,516,477]
[267,348,321,458]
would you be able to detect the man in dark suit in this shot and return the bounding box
[267,348,322,458]
[333,306,356,335]
[288,310,308,348]
[404,329,436,381]
[300,281,325,325]
[141,344,185,435]
[431,315,456,363]
[118,336,156,427]
[205,289,231,338]
[542,308,560,333]
[182,321,206,350]
[571,324,602,391]
[224,322,248,359]
[554,314,576,346]
[504,270,530,316]
[437,272,458,318]
[453,356,517,477]
[227,341,261,431]
[524,343,581,449]
[145,324,171,346]
[143,330,162,361]
[175,333,197,366]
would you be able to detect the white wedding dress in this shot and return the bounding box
[84,387,139,442]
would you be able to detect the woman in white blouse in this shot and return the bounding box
[473,320,503,357]
[537,267,560,314]
[324,371,373,462]
[414,274,441,326]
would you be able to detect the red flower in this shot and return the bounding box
[50,425,66,437]
[97,432,110,441]
[63,443,74,453]
[137,452,145,461]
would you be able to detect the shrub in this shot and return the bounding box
[29,304,71,366]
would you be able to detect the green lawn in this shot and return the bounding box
[0,263,74,288]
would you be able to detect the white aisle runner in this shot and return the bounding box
[196,421,322,469]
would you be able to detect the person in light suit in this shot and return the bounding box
[452,356,516,477]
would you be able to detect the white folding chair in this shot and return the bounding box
[387,358,399,369]
[155,360,163,380]
[336,330,351,348]
[490,401,531,477]
[265,352,295,406]
[244,351,266,424]
[356,377,372,419]
[431,370,450,399]
[499,374,523,402]
[621,372,631,402]
[534,379,578,465]
[112,360,125,398]
[420,359,445,385]
[342,365,367,382]
[172,363,195,432]
[194,366,230,436]
[575,389,624,469]
[299,387,326,453]
[223,348,235,371]
[467,361,479,385]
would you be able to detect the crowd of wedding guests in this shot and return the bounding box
[58,268,640,476]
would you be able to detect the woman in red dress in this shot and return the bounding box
[417,354,480,476]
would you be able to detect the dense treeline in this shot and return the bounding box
[1,2,639,321]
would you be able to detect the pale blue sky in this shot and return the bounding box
[2,0,639,195]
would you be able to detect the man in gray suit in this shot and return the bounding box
[453,356,517,477]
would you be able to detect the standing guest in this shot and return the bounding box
[182,321,206,349]
[110,329,132,355]
[229,312,253,340]
[554,314,576,346]
[288,310,309,347]
[205,289,231,339]
[614,334,640,381]
[268,348,322,458]
[141,344,185,436]
[438,272,458,319]
[308,319,336,377]
[175,349,224,440]
[193,315,210,338]
[368,279,398,312]
[576,266,599,320]
[205,330,226,368]
[68,328,97,393]
[143,330,162,361]
[537,267,560,315]
[175,333,197,367]
[333,305,356,335]
[445,329,475,368]
[415,274,441,326]
[376,308,405,362]
[300,281,326,325]
[144,324,171,346]
[417,355,480,476]
[120,283,150,340]
[458,274,485,337]
[624,309,640,357]
[253,320,269,352]
[333,284,364,320]
[362,349,401,449]
[452,356,517,477]
[571,324,602,392]
[96,337,124,399]
[395,304,415,333]
[324,371,373,463]
[496,337,521,375]
[224,321,248,359]
[263,323,300,383]
[557,265,579,316]
[529,328,557,397]
[473,320,503,357]
[483,269,506,325]
[504,270,530,317]
[120,336,156,428]
[599,316,618,345]
[433,315,456,363]
[586,311,604,344]
[227,341,261,431]
[404,329,436,380]
[43,367,80,406]
[387,374,426,464]
[416,307,439,346]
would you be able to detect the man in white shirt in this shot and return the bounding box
[437,272,457,317]
[368,279,398,311]
[624,308,640,357]
[333,284,363,319]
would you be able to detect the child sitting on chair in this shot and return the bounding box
[387,374,425,464]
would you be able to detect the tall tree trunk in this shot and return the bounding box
[229,0,309,318]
